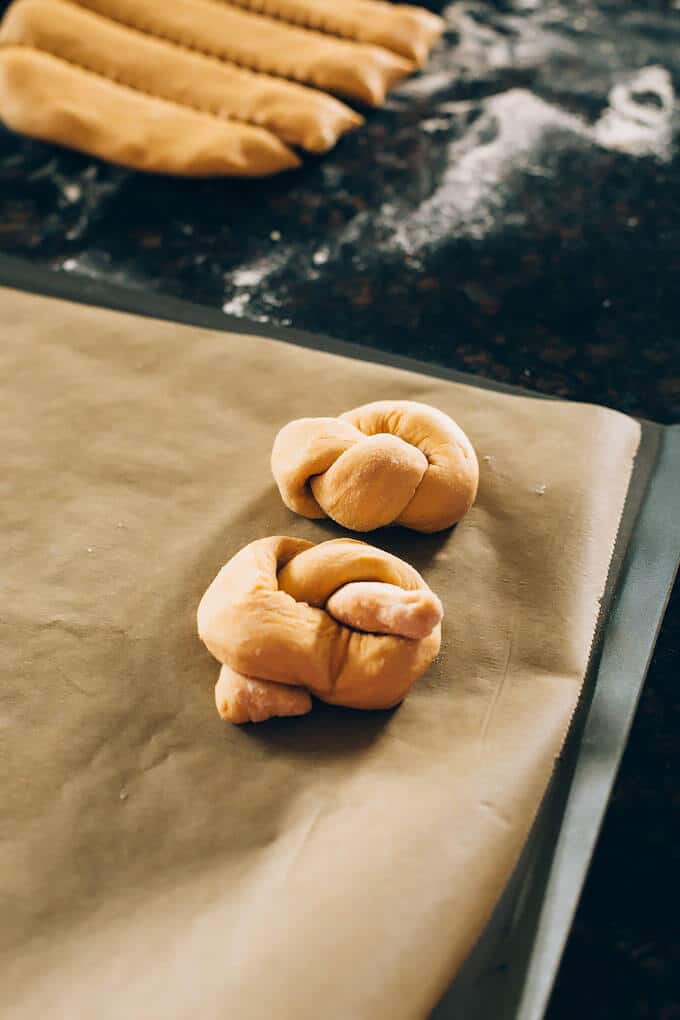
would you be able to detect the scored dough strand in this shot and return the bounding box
[70,0,415,105]
[220,0,446,65]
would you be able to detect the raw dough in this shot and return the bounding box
[197,536,443,722]
[224,0,445,66]
[0,46,300,176]
[271,400,479,533]
[71,0,414,106]
[0,0,362,154]
[0,0,442,174]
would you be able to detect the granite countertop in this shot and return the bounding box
[1,0,678,1015]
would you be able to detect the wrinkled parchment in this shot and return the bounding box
[1,288,639,1019]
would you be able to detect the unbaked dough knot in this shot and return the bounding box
[197,536,443,722]
[271,400,479,533]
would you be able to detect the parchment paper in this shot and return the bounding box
[0,287,640,1020]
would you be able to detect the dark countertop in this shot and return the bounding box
[1,0,678,1015]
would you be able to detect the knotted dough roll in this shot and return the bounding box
[271,400,479,533]
[197,536,442,723]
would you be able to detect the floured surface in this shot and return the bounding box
[2,0,678,367]
[0,288,639,1019]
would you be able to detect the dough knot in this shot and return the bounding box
[197,536,442,722]
[271,400,478,533]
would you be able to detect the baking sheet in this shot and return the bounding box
[1,265,676,1020]
[433,422,680,1020]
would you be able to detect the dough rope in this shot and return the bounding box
[197,536,442,723]
[0,45,300,176]
[220,0,445,66]
[271,400,479,533]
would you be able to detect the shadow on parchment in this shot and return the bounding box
[243,699,397,761]
[364,524,453,577]
[209,482,455,581]
[299,514,454,578]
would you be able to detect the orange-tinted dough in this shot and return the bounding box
[326,581,442,639]
[197,536,442,722]
[271,400,479,533]
[223,0,445,66]
[0,0,361,153]
[70,0,414,106]
[215,666,313,723]
[0,46,299,175]
[0,0,444,173]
